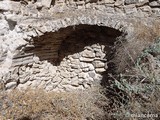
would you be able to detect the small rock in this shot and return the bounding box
[105,63,108,70]
[94,74,103,81]
[60,70,70,78]
[152,8,160,16]
[88,64,95,71]
[79,57,94,62]
[149,1,160,7]
[70,64,79,69]
[41,0,52,8]
[139,6,152,13]
[80,62,89,69]
[52,76,62,83]
[81,49,95,58]
[105,0,115,4]
[124,4,137,14]
[72,53,80,59]
[48,65,57,76]
[95,68,106,73]
[115,0,124,6]
[125,0,137,5]
[70,72,77,78]
[19,77,29,84]
[71,76,79,87]
[31,80,41,88]
[82,67,90,72]
[45,84,53,91]
[17,81,31,90]
[5,82,17,89]
[33,56,40,63]
[88,71,96,78]
[78,73,87,79]
[92,61,105,68]
[61,78,71,85]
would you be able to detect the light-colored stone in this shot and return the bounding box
[53,76,62,83]
[139,6,152,13]
[125,0,137,5]
[124,4,137,14]
[5,82,17,89]
[104,0,115,4]
[17,81,32,90]
[79,57,94,62]
[0,1,20,12]
[152,8,160,16]
[41,0,52,8]
[92,61,105,68]
[78,72,88,79]
[72,53,80,59]
[88,64,95,71]
[149,1,160,7]
[136,0,149,6]
[31,80,41,88]
[48,65,57,76]
[19,77,30,84]
[33,56,40,63]
[88,71,96,78]
[81,49,95,58]
[115,0,124,6]
[95,68,106,73]
[71,76,79,87]
[80,62,89,69]
[0,20,9,35]
[45,84,54,91]
[60,70,70,78]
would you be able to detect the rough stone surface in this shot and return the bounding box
[0,0,159,92]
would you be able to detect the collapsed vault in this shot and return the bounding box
[4,24,122,91]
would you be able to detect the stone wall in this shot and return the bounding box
[0,0,160,17]
[3,25,122,91]
[0,0,159,91]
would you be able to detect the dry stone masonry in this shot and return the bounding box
[0,0,160,91]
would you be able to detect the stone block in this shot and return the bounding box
[81,49,95,58]
[88,71,96,78]
[105,0,115,4]
[41,0,52,8]
[115,0,124,6]
[19,77,29,84]
[0,1,20,12]
[139,5,151,13]
[124,4,137,14]
[5,82,17,89]
[79,57,94,62]
[149,1,160,7]
[152,8,160,16]
[136,0,149,6]
[125,0,137,5]
[92,61,105,68]
[95,68,106,73]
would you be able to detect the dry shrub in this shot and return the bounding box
[114,19,160,73]
[106,39,160,119]
[0,86,108,120]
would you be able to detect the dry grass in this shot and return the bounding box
[106,39,160,119]
[0,86,108,120]
[113,19,160,73]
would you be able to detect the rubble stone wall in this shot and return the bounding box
[0,0,159,91]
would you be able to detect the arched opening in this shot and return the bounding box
[23,25,121,65]
[12,24,123,91]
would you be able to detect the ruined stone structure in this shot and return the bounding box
[0,0,160,91]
